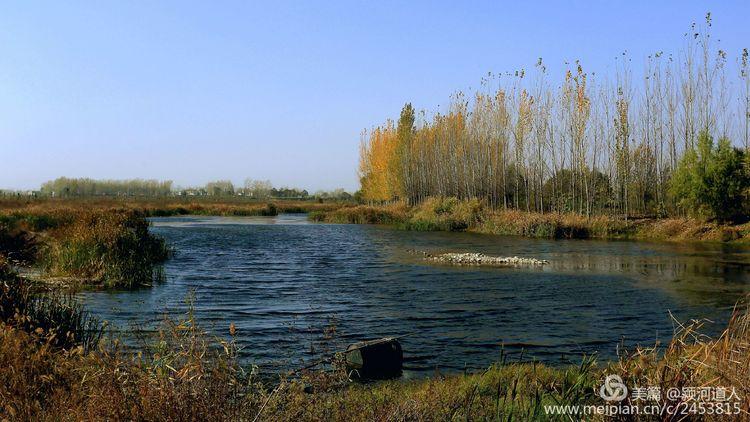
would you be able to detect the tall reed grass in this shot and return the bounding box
[0,293,748,420]
[0,260,103,352]
[1,206,170,288]
[41,210,170,288]
[311,197,750,242]
[309,203,408,224]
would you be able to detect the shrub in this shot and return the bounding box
[0,222,38,264]
[43,210,170,288]
[406,197,484,231]
[310,204,408,225]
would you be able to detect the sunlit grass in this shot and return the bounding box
[0,280,747,420]
[1,206,170,288]
[311,197,750,242]
[0,198,360,288]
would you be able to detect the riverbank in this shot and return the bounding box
[0,198,352,288]
[1,200,749,419]
[1,261,747,420]
[310,197,750,243]
[0,197,351,217]
[4,196,748,291]
[0,206,169,288]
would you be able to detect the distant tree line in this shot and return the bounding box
[359,14,750,221]
[41,177,173,197]
[36,177,354,201]
[312,188,352,201]
[238,179,311,199]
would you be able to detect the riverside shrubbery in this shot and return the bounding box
[41,210,170,288]
[356,16,750,228]
[670,131,750,222]
[142,201,280,217]
[0,207,169,288]
[309,203,408,224]
[0,198,360,288]
[403,197,484,231]
[310,196,750,242]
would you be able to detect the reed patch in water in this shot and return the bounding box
[1,207,170,288]
[40,210,170,288]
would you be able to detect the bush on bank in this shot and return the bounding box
[1,207,170,288]
[0,259,103,351]
[309,203,409,225]
[41,210,170,288]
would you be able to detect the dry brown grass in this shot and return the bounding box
[1,207,169,288]
[0,315,596,421]
[1,294,748,421]
[0,197,350,217]
[40,210,170,288]
[611,304,750,420]
[637,217,749,242]
[0,319,252,421]
[310,197,750,242]
[310,202,409,225]
[404,197,485,231]
[477,209,631,239]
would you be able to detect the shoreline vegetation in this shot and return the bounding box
[1,195,748,293]
[1,255,748,419]
[0,206,170,289]
[2,196,747,419]
[310,197,750,243]
[355,14,750,232]
[0,198,352,289]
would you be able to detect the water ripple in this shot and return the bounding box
[79,215,750,374]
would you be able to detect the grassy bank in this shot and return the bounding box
[312,197,750,242]
[5,196,745,290]
[0,256,748,420]
[0,198,354,288]
[1,206,170,288]
[0,197,352,217]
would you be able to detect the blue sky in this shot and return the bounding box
[1,1,748,191]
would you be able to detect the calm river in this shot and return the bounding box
[80,214,750,376]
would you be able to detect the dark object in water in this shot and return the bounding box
[345,337,403,380]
